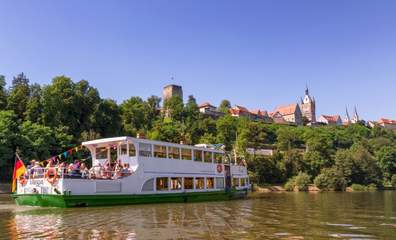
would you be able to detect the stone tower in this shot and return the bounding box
[299,86,316,123]
[162,84,183,102]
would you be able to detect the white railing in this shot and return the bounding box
[25,166,132,180]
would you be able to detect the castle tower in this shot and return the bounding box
[299,86,316,123]
[351,106,360,123]
[162,84,183,103]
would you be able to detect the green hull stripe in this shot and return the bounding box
[12,190,247,208]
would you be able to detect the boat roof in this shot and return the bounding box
[82,136,225,153]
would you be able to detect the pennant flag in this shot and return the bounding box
[75,147,79,152]
[63,152,67,158]
[12,155,27,192]
[68,149,73,155]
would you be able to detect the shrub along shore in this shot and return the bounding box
[0,73,396,191]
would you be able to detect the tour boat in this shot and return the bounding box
[13,136,250,207]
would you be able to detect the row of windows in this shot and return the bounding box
[96,143,224,164]
[142,177,225,192]
[232,177,249,187]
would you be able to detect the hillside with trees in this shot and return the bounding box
[1,73,395,189]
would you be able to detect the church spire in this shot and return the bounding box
[352,105,359,123]
[344,106,351,124]
[305,84,309,95]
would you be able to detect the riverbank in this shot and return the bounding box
[253,183,396,192]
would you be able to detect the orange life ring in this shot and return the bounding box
[46,167,59,185]
[216,164,223,173]
[19,176,28,186]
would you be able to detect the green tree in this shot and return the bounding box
[163,95,184,121]
[216,115,237,151]
[218,99,231,114]
[276,127,304,151]
[375,146,396,181]
[7,72,30,119]
[19,121,55,161]
[314,168,347,191]
[0,111,19,181]
[25,83,43,123]
[120,96,146,136]
[91,99,121,137]
[0,75,7,109]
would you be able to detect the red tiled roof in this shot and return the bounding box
[198,102,215,108]
[250,109,269,117]
[379,118,396,125]
[274,104,298,116]
[321,115,341,123]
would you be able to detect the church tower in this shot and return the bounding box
[299,86,316,123]
[351,106,360,123]
[344,107,351,125]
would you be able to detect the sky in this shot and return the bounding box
[0,0,395,120]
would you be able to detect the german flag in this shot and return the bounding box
[11,155,27,192]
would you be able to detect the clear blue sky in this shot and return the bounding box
[1,0,395,120]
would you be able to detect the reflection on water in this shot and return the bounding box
[1,192,395,239]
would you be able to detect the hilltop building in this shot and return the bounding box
[378,118,396,131]
[299,87,316,123]
[318,115,342,126]
[163,84,183,102]
[198,102,224,118]
[344,107,352,125]
[272,104,303,125]
[229,105,272,123]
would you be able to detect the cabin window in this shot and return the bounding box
[142,178,154,192]
[181,148,192,160]
[139,143,152,157]
[195,177,205,189]
[216,177,224,189]
[154,145,167,158]
[232,178,239,187]
[129,143,136,157]
[170,177,182,190]
[156,177,168,191]
[184,177,194,190]
[168,147,180,159]
[194,150,202,162]
[204,151,213,163]
[214,153,223,164]
[241,178,246,186]
[96,147,107,159]
[120,144,128,155]
[206,177,214,189]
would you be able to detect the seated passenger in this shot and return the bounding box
[32,162,43,178]
[80,163,89,179]
[121,163,132,177]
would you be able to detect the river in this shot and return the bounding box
[0,192,395,239]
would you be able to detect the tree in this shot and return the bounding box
[314,168,347,191]
[375,146,396,181]
[163,95,184,121]
[91,99,122,137]
[276,127,304,151]
[25,83,43,123]
[144,95,161,130]
[0,111,19,181]
[218,99,231,114]
[19,121,55,161]
[120,97,146,136]
[0,75,7,109]
[7,72,30,119]
[216,115,237,151]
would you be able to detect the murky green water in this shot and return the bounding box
[0,192,395,239]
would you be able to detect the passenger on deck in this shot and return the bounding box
[80,162,89,178]
[121,163,131,177]
[32,161,43,178]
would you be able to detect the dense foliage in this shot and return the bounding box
[0,73,395,189]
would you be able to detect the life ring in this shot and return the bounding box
[216,164,223,173]
[19,176,28,186]
[45,167,59,185]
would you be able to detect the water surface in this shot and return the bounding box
[1,192,395,239]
